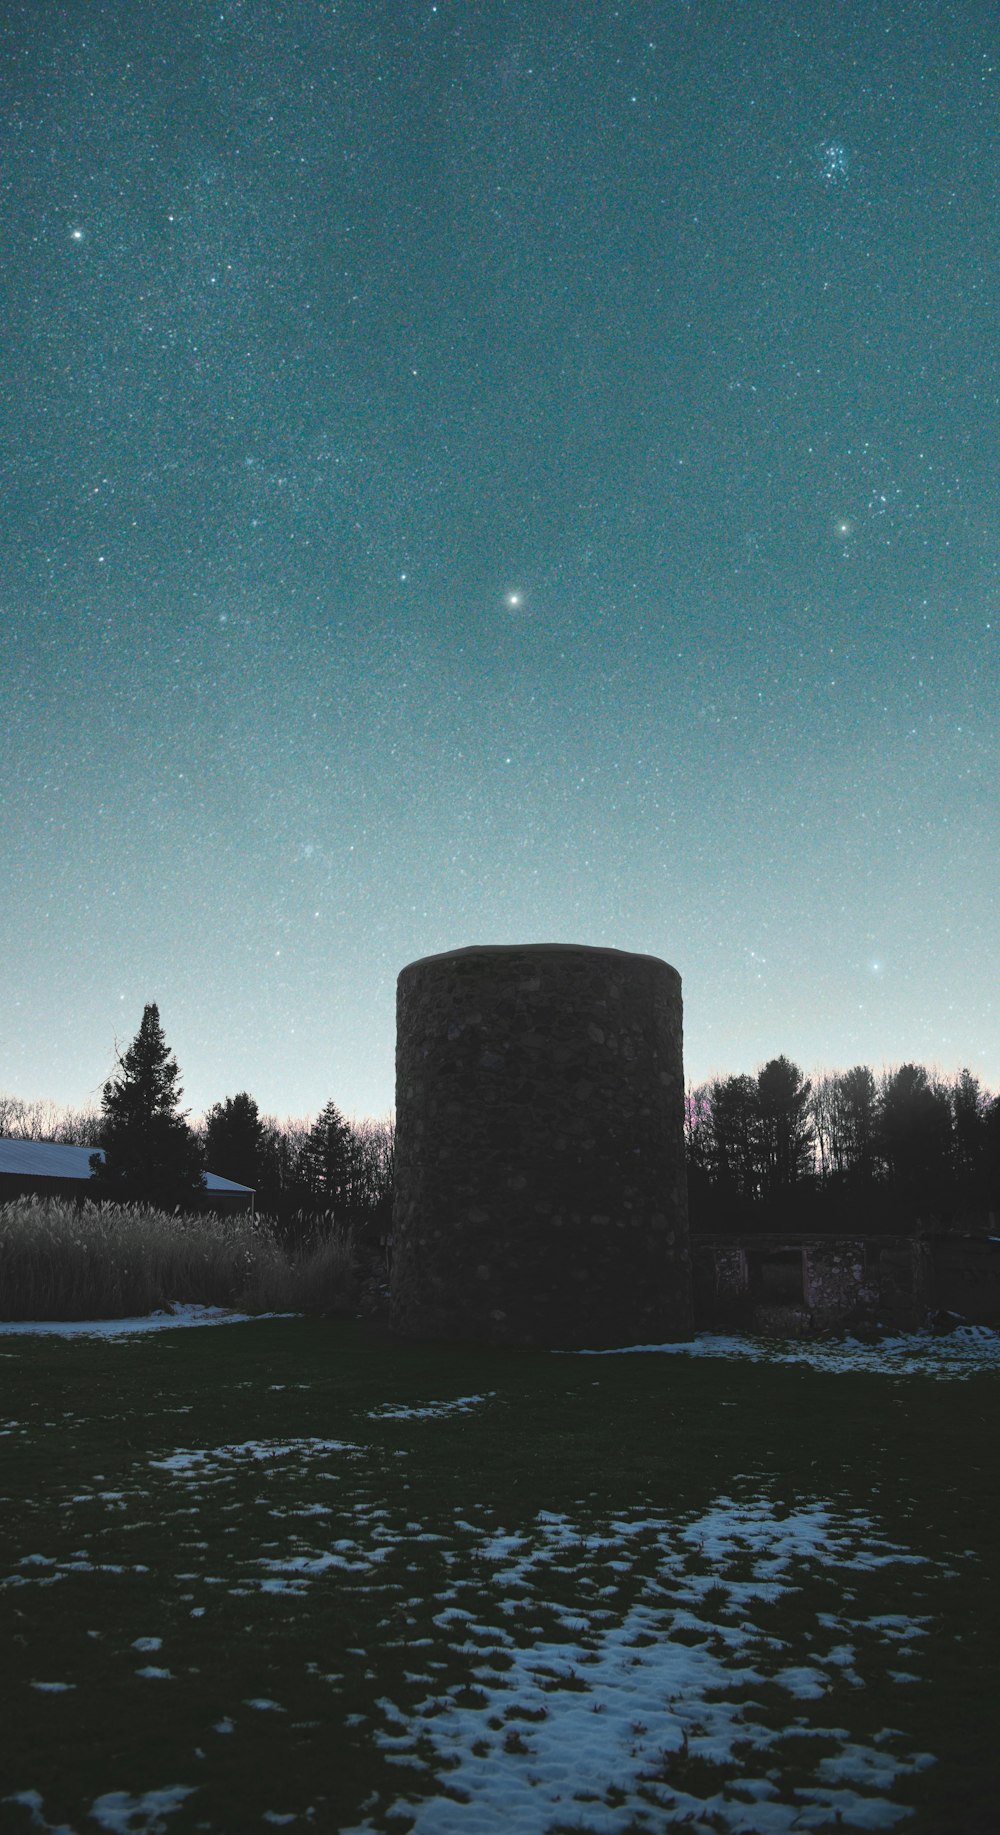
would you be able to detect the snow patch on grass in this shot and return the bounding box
[344,1494,937,1834]
[368,1392,497,1421]
[2,1790,76,1833]
[149,1437,357,1476]
[575,1326,1000,1379]
[0,1303,260,1338]
[89,1784,196,1831]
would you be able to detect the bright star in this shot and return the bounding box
[506,591,522,608]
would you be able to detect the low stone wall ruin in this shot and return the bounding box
[693,1233,933,1335]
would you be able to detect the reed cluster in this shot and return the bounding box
[0,1197,355,1321]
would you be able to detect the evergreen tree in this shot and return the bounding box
[878,1064,952,1205]
[707,1074,760,1203]
[755,1056,814,1196]
[950,1069,986,1193]
[91,1003,204,1206]
[983,1095,1000,1208]
[204,1091,265,1189]
[303,1100,353,1209]
[688,1051,998,1233]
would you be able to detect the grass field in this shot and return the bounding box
[1,1318,997,1834]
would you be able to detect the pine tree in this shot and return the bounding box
[707,1074,760,1203]
[950,1069,986,1192]
[303,1100,353,1210]
[756,1056,814,1197]
[878,1064,952,1204]
[91,1003,204,1206]
[204,1091,264,1189]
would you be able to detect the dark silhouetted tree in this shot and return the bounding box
[255,1115,311,1198]
[809,1074,836,1182]
[983,1095,1000,1210]
[707,1074,760,1204]
[340,1115,394,1215]
[756,1056,814,1197]
[684,1083,720,1229]
[303,1100,352,1209]
[91,1003,204,1207]
[950,1069,986,1195]
[53,1106,103,1147]
[829,1065,879,1183]
[684,1051,998,1233]
[204,1092,265,1190]
[878,1064,952,1208]
[684,1082,713,1175]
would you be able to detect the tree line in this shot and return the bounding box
[5,1007,998,1240]
[2,1004,393,1246]
[686,1055,1000,1233]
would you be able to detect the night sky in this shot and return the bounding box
[3,1,997,1122]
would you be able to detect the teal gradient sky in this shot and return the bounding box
[2,0,997,1119]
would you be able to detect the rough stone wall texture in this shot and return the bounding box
[390,943,691,1347]
[692,1234,931,1335]
[692,1242,749,1327]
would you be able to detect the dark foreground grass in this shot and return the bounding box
[0,1319,997,1834]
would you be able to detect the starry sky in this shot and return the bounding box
[2,0,997,1122]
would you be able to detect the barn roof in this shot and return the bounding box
[0,1137,254,1195]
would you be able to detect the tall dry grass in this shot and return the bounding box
[0,1198,355,1321]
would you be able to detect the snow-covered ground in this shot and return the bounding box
[7,1783,197,1833]
[2,1306,995,1382]
[10,1473,938,1831]
[0,1303,270,1337]
[576,1324,1000,1380]
[4,1356,985,1833]
[343,1493,937,1834]
[109,1424,951,1832]
[368,1392,497,1421]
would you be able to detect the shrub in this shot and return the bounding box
[0,1198,354,1321]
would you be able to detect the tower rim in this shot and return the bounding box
[400,941,678,977]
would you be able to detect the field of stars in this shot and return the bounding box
[2,0,996,1118]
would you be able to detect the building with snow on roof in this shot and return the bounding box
[0,1138,254,1214]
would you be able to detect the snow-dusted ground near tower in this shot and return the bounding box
[0,1303,272,1337]
[340,1491,938,1834]
[576,1324,1000,1380]
[2,1306,997,1380]
[3,1317,993,1831]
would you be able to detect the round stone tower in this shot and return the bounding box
[390,943,692,1347]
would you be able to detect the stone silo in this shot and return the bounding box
[390,943,692,1347]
